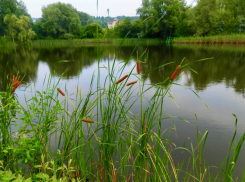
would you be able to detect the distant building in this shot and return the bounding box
[107,18,121,28]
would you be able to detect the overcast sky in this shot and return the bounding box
[21,0,194,18]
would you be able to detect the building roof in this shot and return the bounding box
[108,20,118,23]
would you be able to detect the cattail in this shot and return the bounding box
[136,61,140,74]
[13,77,18,85]
[12,81,21,94]
[115,74,128,84]
[82,119,94,123]
[170,65,181,81]
[126,81,137,86]
[57,88,65,96]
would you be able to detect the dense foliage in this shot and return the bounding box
[4,14,35,43]
[137,0,245,38]
[0,0,245,42]
[0,0,30,37]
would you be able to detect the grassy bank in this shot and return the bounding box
[0,38,15,47]
[0,38,164,47]
[31,38,163,47]
[173,34,245,44]
[0,48,245,181]
[173,44,245,52]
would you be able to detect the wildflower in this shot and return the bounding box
[136,61,140,74]
[115,75,128,84]
[126,81,137,86]
[82,119,94,123]
[170,65,181,81]
[57,88,65,96]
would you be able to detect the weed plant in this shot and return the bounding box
[0,44,245,182]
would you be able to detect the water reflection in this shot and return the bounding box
[1,44,245,95]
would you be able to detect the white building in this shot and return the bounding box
[107,18,120,28]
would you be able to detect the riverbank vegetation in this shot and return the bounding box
[1,0,245,45]
[31,39,163,47]
[173,34,245,44]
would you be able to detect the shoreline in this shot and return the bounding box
[172,34,245,45]
[0,38,164,47]
[173,41,245,45]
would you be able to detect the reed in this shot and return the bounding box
[31,39,164,47]
[170,65,181,81]
[1,4,245,180]
[0,45,245,182]
[126,81,137,86]
[136,61,141,74]
[115,74,128,84]
[173,34,245,44]
[57,88,65,96]
[81,119,95,123]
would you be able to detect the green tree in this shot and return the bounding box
[77,11,94,26]
[4,14,35,43]
[174,2,194,37]
[137,0,182,38]
[83,23,103,38]
[137,0,156,38]
[200,0,222,35]
[42,2,81,38]
[0,0,29,36]
[32,19,45,39]
[114,18,133,38]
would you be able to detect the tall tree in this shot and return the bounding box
[77,11,94,26]
[137,0,182,38]
[0,0,29,36]
[114,18,133,38]
[42,2,81,38]
[4,14,35,43]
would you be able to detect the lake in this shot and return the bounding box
[1,43,245,179]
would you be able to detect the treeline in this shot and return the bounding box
[0,0,35,43]
[92,16,139,28]
[1,0,245,43]
[137,0,245,38]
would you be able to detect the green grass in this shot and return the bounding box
[173,34,245,44]
[0,37,15,47]
[31,38,163,47]
[0,37,163,47]
[0,47,245,181]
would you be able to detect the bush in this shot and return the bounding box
[84,23,103,38]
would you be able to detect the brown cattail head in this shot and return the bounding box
[57,88,65,96]
[136,61,140,74]
[115,74,128,84]
[126,81,137,86]
[11,81,21,94]
[82,119,94,123]
[13,77,18,85]
[170,65,181,81]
